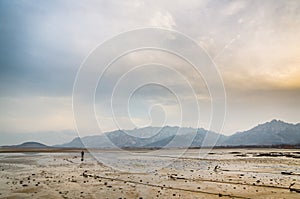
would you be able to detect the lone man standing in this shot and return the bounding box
[81,150,84,161]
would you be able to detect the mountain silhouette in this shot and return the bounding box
[57,120,300,148]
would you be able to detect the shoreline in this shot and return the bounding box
[1,145,300,153]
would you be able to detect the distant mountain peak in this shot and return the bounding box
[225,119,300,146]
[254,119,289,129]
[2,141,49,148]
[18,141,48,148]
[269,119,285,124]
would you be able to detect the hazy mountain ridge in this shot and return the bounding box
[0,130,77,146]
[56,126,217,148]
[1,141,49,148]
[224,119,300,146]
[58,119,300,148]
[3,120,300,148]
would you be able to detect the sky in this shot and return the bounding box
[0,0,300,145]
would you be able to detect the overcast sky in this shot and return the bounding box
[1,0,300,145]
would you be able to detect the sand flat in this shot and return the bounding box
[0,148,299,199]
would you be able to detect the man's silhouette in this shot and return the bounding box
[81,150,84,161]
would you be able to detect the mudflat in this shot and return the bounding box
[0,148,299,199]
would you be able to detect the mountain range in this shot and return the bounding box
[1,120,299,149]
[56,119,300,148]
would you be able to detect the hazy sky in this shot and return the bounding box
[1,0,300,145]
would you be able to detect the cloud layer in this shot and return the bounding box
[0,0,300,144]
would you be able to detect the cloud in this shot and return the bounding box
[0,0,300,141]
[150,11,176,29]
[0,96,74,133]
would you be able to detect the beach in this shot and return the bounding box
[0,148,300,199]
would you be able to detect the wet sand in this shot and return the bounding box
[0,148,300,199]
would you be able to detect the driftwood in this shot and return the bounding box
[281,171,300,176]
[289,183,300,193]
